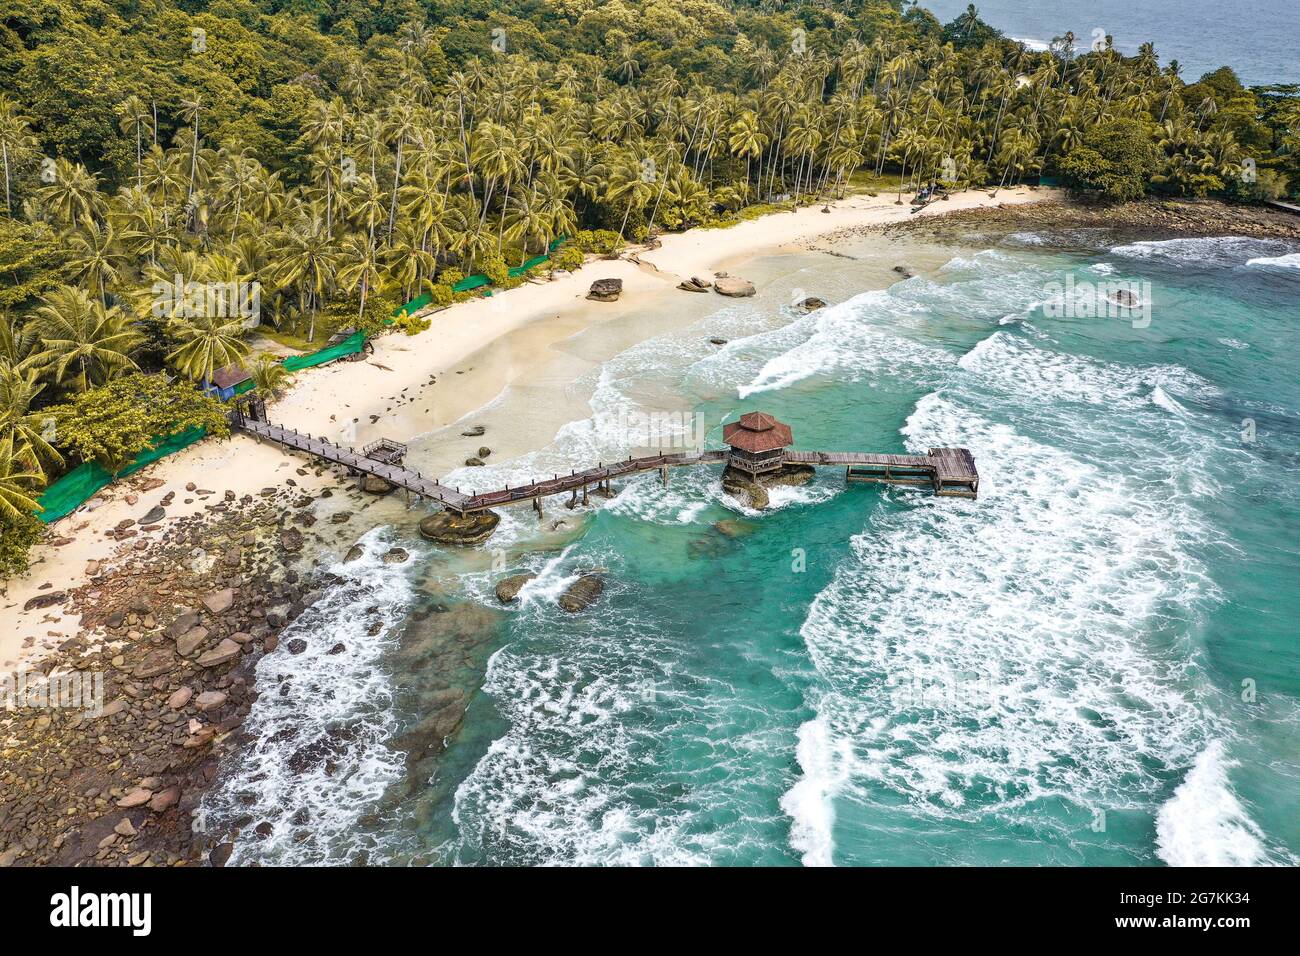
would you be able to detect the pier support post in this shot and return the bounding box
[660,465,669,487]
[582,485,589,505]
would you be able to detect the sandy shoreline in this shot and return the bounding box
[0,186,1053,666]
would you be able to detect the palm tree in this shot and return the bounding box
[36,159,104,228]
[248,353,291,401]
[178,94,206,198]
[0,95,37,215]
[272,214,340,343]
[337,233,383,319]
[0,361,62,479]
[32,286,141,392]
[0,434,42,521]
[64,219,124,307]
[167,312,250,384]
[117,95,153,189]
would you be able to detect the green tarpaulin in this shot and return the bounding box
[34,426,208,524]
[283,330,365,371]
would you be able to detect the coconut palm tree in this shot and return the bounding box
[336,233,383,319]
[248,353,291,401]
[178,94,206,198]
[0,361,62,479]
[64,219,124,307]
[272,214,340,342]
[32,286,141,392]
[0,95,37,215]
[36,159,105,229]
[0,433,42,521]
[117,95,154,189]
[167,312,250,384]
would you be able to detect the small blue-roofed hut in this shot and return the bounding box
[204,363,252,402]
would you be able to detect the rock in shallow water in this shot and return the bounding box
[362,474,394,494]
[713,276,756,297]
[494,572,537,604]
[418,509,500,545]
[558,573,604,612]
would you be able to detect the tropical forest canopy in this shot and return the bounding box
[1,0,1298,573]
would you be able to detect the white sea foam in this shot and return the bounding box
[1155,741,1267,866]
[783,339,1226,861]
[780,715,850,866]
[199,527,412,865]
[738,290,953,397]
[1111,236,1293,266]
[1245,252,1300,270]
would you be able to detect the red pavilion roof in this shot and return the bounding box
[722,411,793,453]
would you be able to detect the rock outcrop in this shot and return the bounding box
[713,275,756,297]
[558,573,604,612]
[494,572,537,604]
[586,278,623,302]
[361,474,394,494]
[797,296,827,312]
[418,509,500,546]
[721,470,769,510]
[677,276,711,293]
[721,463,815,510]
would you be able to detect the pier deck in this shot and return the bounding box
[234,415,978,512]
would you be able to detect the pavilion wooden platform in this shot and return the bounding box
[231,408,978,516]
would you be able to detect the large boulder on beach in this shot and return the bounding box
[586,278,623,302]
[362,474,394,495]
[419,509,500,546]
[797,297,827,312]
[714,276,756,297]
[494,572,537,604]
[677,276,711,293]
[559,573,604,613]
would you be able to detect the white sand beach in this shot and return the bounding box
[0,186,1053,667]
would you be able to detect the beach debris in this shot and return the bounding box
[713,275,756,297]
[494,572,537,604]
[22,591,67,611]
[678,276,712,293]
[797,296,827,312]
[586,277,623,301]
[419,509,500,545]
[461,425,486,437]
[559,572,605,612]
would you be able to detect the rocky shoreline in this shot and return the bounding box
[0,482,333,867]
[868,194,1300,245]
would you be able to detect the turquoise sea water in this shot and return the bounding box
[205,228,1300,866]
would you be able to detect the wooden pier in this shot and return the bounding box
[231,409,978,516]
